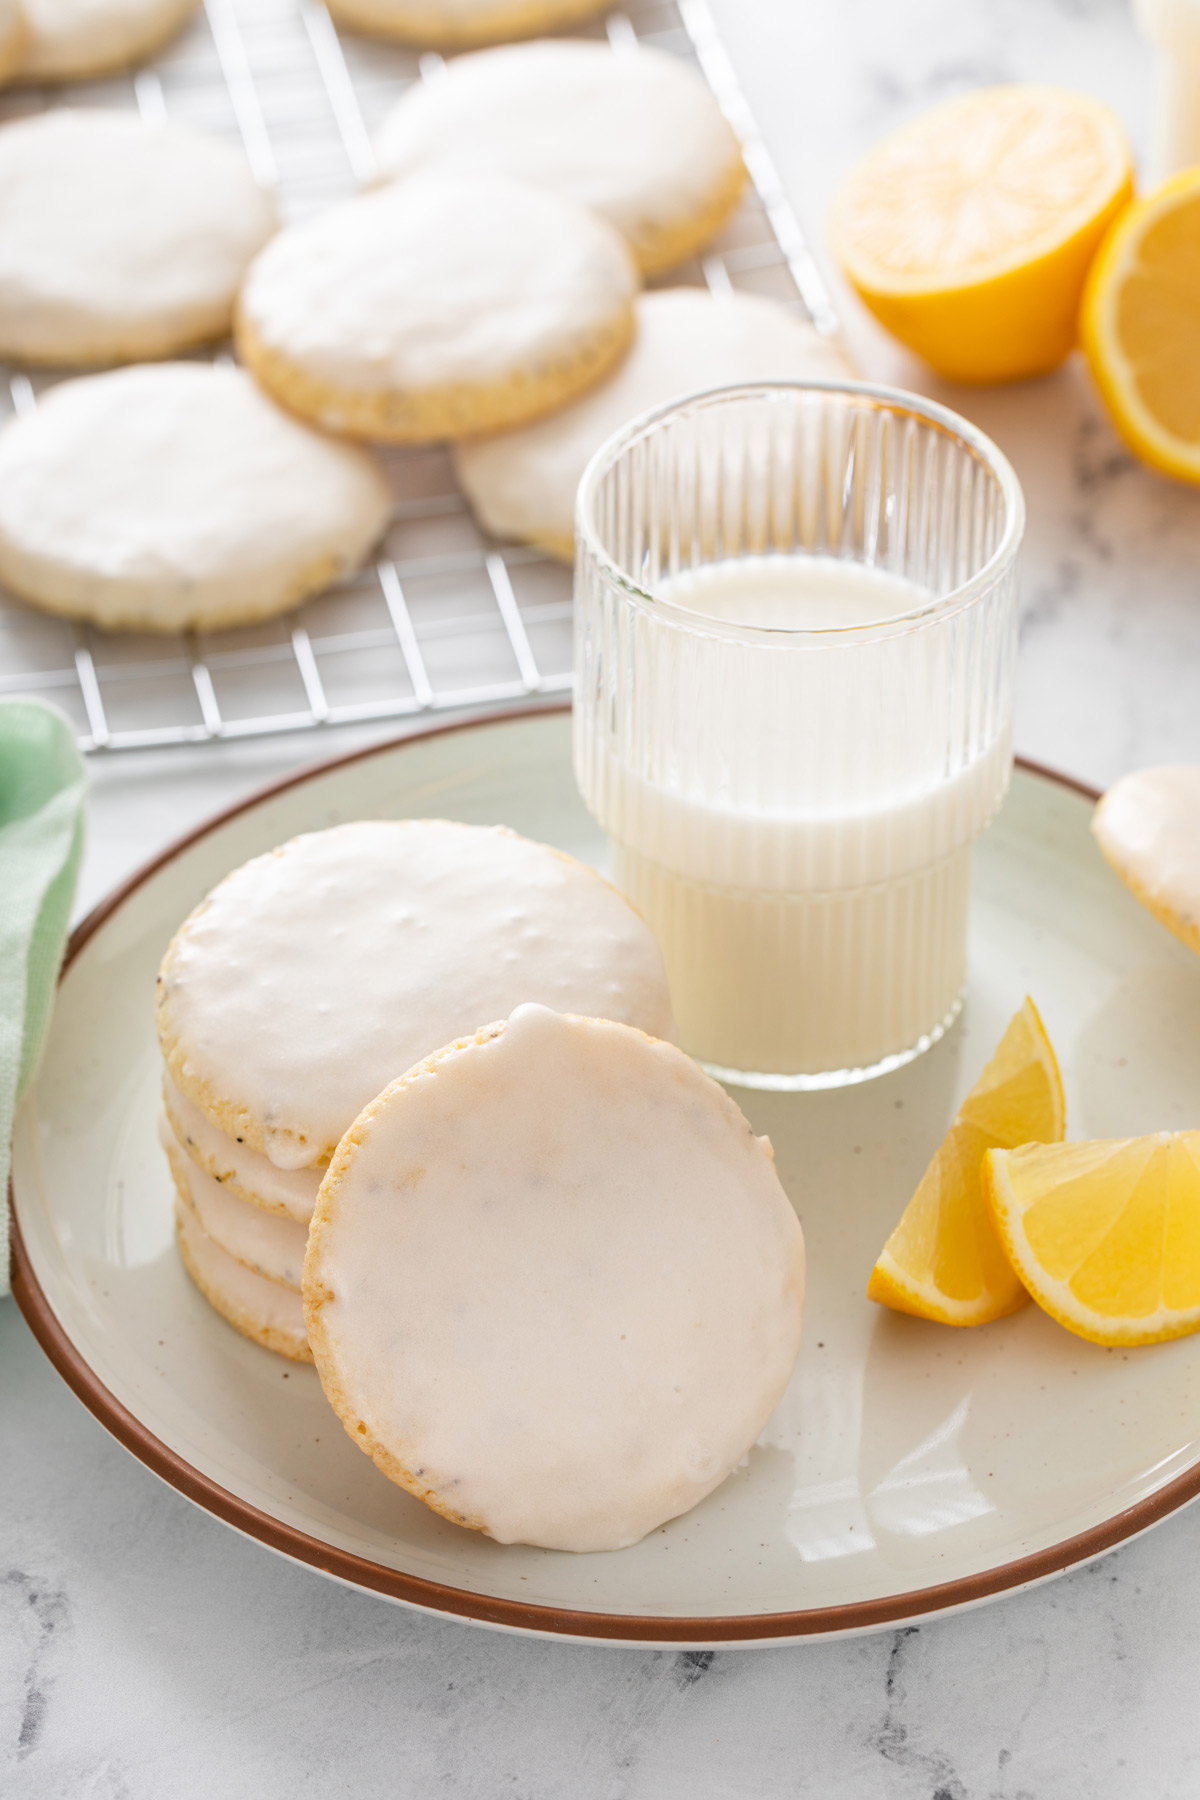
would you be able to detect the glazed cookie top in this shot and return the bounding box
[304,1004,806,1552]
[0,110,277,364]
[236,173,637,401]
[1093,766,1200,952]
[157,820,677,1171]
[456,288,853,556]
[372,40,745,272]
[0,364,391,633]
[19,0,199,82]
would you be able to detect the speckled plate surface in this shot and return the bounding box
[12,709,1200,1646]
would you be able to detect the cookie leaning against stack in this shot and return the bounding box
[305,1003,806,1551]
[236,173,637,442]
[157,819,676,1359]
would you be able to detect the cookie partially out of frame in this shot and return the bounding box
[373,40,747,275]
[0,0,28,81]
[0,363,392,634]
[175,1198,312,1363]
[325,0,606,50]
[235,173,638,443]
[17,0,199,81]
[0,110,277,366]
[304,1004,806,1552]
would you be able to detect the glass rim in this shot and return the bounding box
[574,378,1026,643]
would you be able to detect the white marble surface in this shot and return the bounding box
[7,1,1200,1794]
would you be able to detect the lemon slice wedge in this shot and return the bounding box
[867,998,1065,1325]
[1081,168,1200,483]
[831,84,1133,383]
[984,1132,1200,1345]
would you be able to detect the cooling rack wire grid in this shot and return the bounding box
[0,0,838,753]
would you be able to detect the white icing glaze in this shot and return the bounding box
[305,1004,805,1552]
[0,0,27,79]
[19,0,198,79]
[159,819,676,1170]
[164,1078,321,1223]
[373,40,743,268]
[455,289,852,554]
[237,173,636,395]
[0,363,392,634]
[0,110,276,364]
[163,1117,309,1288]
[175,1197,309,1357]
[1093,766,1200,944]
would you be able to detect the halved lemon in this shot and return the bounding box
[867,998,1065,1325]
[1081,168,1200,484]
[984,1132,1200,1346]
[831,84,1133,383]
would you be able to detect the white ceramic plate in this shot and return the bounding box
[14,709,1200,1646]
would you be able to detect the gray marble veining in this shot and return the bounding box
[7,2,1200,1795]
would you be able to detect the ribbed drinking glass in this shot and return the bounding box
[574,381,1025,1087]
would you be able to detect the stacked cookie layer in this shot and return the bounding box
[156,817,676,1361]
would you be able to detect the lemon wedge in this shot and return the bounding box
[1081,168,1200,483]
[867,998,1065,1325]
[830,84,1133,383]
[984,1132,1200,1346]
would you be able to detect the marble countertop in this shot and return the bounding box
[6,3,1200,1796]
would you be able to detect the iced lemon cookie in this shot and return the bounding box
[157,819,676,1174]
[304,1004,806,1552]
[0,0,28,80]
[1093,766,1200,954]
[0,111,276,365]
[235,174,637,443]
[18,0,198,80]
[373,40,746,275]
[325,0,605,49]
[0,363,391,634]
[175,1199,312,1363]
[456,288,851,557]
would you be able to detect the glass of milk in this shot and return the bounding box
[574,381,1024,1088]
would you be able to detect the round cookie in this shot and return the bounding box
[455,288,852,558]
[175,1199,311,1363]
[235,173,637,444]
[0,111,277,366]
[164,1079,321,1224]
[0,363,392,634]
[164,1125,308,1289]
[156,818,676,1172]
[17,0,198,81]
[325,0,605,50]
[304,1004,806,1552]
[0,0,29,81]
[372,40,746,275]
[1093,766,1200,955]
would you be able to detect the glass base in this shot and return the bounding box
[698,991,965,1092]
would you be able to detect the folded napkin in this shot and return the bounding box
[1,699,86,1297]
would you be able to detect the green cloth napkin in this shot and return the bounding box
[1,699,86,1297]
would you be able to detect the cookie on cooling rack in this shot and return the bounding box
[156,818,676,1176]
[175,1197,312,1363]
[456,288,852,559]
[0,111,277,365]
[0,0,28,80]
[0,363,392,634]
[235,173,638,443]
[16,0,199,81]
[303,1003,806,1552]
[163,1125,309,1291]
[325,0,606,49]
[372,40,746,276]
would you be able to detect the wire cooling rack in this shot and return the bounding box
[0,0,837,753]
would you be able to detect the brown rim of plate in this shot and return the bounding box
[12,706,1178,1645]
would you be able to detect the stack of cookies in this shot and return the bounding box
[155,817,677,1362]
